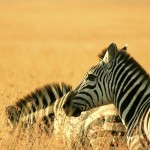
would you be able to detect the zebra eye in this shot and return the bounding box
[87,74,96,81]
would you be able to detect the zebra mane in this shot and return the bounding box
[15,82,72,112]
[126,55,150,80]
[98,47,150,80]
[98,48,108,60]
[98,46,127,60]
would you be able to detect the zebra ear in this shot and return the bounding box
[6,105,17,115]
[121,44,128,51]
[6,105,19,128]
[103,43,118,64]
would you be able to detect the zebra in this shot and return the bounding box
[63,43,150,149]
[5,82,126,149]
[53,97,127,149]
[5,82,71,130]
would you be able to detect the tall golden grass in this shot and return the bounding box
[1,113,128,150]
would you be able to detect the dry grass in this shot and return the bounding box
[0,0,150,149]
[1,113,128,150]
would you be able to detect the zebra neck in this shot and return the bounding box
[112,61,150,130]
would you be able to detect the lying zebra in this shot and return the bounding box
[5,82,127,149]
[5,83,71,130]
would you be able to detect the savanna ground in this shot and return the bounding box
[0,0,150,149]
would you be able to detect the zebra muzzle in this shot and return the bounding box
[63,100,82,117]
[63,91,82,117]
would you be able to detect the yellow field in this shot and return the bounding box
[0,0,150,149]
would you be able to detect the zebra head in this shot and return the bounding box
[5,105,21,129]
[63,43,127,117]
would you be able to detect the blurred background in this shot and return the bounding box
[0,0,150,106]
[0,1,150,149]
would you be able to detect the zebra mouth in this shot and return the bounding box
[63,91,82,117]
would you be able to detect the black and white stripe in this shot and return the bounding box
[6,81,126,149]
[63,43,150,149]
[6,82,71,129]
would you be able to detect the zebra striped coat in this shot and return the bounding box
[6,82,126,149]
[5,83,71,129]
[63,43,150,149]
